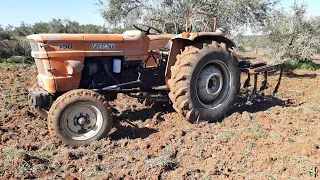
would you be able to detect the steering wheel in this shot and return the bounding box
[133,24,163,35]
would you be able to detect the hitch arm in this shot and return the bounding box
[273,66,283,94]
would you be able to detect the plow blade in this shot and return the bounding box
[239,62,283,100]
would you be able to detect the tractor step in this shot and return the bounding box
[239,62,283,101]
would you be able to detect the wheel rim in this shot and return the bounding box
[61,102,103,141]
[196,60,231,109]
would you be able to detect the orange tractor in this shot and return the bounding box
[27,13,282,146]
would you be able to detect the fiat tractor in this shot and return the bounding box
[27,12,283,146]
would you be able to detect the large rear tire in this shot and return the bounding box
[168,41,240,122]
[48,89,113,147]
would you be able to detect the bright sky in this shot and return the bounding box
[0,0,105,27]
[0,0,319,27]
[280,0,320,16]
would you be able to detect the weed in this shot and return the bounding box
[270,131,279,139]
[33,164,47,174]
[247,124,265,139]
[216,130,240,139]
[241,149,252,159]
[5,148,15,164]
[267,175,277,180]
[146,146,178,172]
[0,62,23,68]
[147,156,175,171]
[65,146,86,160]
[247,141,255,150]
[313,143,320,150]
[196,150,205,160]
[305,96,320,112]
[4,99,16,111]
[307,169,317,177]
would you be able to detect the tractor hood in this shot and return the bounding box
[27,31,153,62]
[27,34,124,43]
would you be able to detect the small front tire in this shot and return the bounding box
[48,89,113,147]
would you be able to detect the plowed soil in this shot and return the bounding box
[0,64,320,179]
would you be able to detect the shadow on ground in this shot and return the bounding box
[230,93,293,114]
[110,91,293,139]
[285,72,317,79]
[109,103,174,140]
[117,103,174,122]
[109,122,159,140]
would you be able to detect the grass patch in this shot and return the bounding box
[262,53,272,59]
[216,131,241,139]
[247,124,265,139]
[0,57,33,68]
[146,146,178,172]
[0,61,24,68]
[283,59,320,70]
[307,169,317,178]
[270,132,279,140]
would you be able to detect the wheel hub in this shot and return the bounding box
[62,103,103,141]
[77,116,88,126]
[197,65,223,103]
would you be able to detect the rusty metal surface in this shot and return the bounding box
[239,63,282,74]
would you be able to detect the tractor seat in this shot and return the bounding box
[122,30,144,40]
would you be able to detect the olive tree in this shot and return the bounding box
[96,0,279,33]
[265,2,320,61]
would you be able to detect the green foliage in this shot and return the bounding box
[96,0,278,33]
[266,2,320,62]
[0,38,31,60]
[236,35,271,53]
[0,61,23,68]
[237,46,246,52]
[0,18,107,61]
[7,56,29,63]
[0,25,13,40]
[283,59,320,70]
[262,53,272,59]
[7,19,107,36]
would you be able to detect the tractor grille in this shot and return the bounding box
[29,40,39,52]
[35,59,46,75]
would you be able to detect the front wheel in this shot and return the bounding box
[48,89,113,146]
[168,42,240,122]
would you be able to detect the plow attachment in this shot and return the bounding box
[238,60,283,101]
